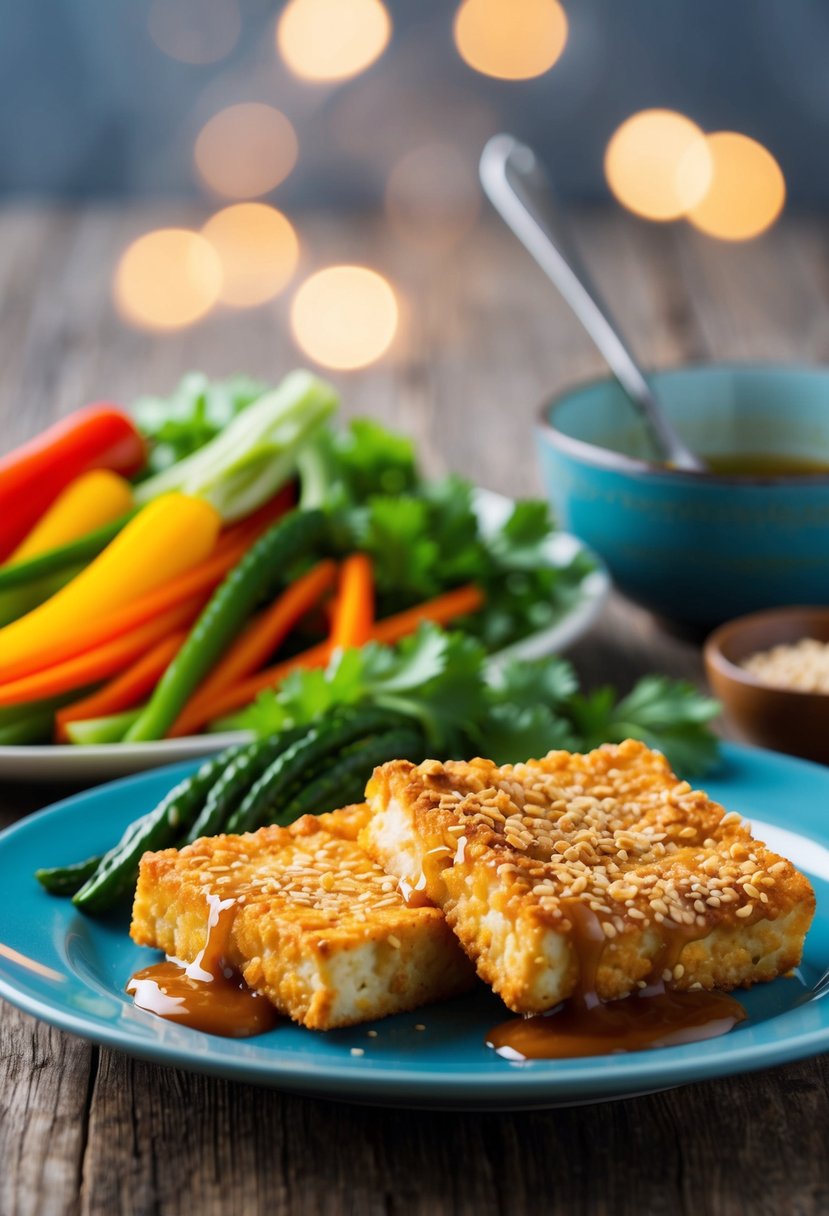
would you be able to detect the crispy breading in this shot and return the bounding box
[363,740,815,1014]
[130,806,474,1030]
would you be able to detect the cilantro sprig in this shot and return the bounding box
[227,624,720,776]
[300,418,594,650]
[133,373,269,478]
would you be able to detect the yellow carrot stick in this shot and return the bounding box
[0,493,221,669]
[8,470,134,564]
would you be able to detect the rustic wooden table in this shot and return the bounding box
[1,207,827,1215]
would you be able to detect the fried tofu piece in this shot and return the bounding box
[130,806,474,1030]
[363,740,815,1014]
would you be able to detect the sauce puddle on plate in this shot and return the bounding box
[487,902,746,1060]
[127,895,280,1038]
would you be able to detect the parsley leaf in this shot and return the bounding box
[298,417,419,510]
[564,678,721,774]
[471,704,578,767]
[133,373,268,478]
[229,623,720,775]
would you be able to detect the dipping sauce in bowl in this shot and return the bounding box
[535,364,829,629]
[704,454,829,477]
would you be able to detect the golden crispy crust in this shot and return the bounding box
[130,805,474,1030]
[363,740,815,1013]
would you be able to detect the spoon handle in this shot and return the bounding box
[480,134,705,473]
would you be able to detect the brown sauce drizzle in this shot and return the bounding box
[127,895,280,1038]
[487,903,746,1060]
[398,872,432,908]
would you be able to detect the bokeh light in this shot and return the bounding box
[194,104,298,199]
[290,266,398,370]
[201,204,300,308]
[605,109,713,221]
[453,0,568,81]
[277,0,391,82]
[114,229,222,331]
[148,0,241,65]
[385,143,480,251]
[686,132,786,241]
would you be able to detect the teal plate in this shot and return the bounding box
[1,743,828,1109]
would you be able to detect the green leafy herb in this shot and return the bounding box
[133,371,338,522]
[564,676,722,775]
[228,623,720,775]
[133,373,269,479]
[298,417,419,510]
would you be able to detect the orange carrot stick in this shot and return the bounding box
[0,598,205,707]
[0,536,251,687]
[196,583,485,727]
[329,554,374,651]
[54,630,187,742]
[369,584,483,645]
[166,560,338,738]
[0,494,294,688]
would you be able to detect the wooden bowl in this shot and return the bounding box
[704,606,829,764]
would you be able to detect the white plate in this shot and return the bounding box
[0,490,609,783]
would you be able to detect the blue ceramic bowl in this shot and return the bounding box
[535,364,829,628]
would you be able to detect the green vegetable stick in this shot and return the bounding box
[36,855,104,897]
[0,514,132,593]
[0,708,55,745]
[65,708,143,746]
[274,728,425,825]
[125,509,329,742]
[226,707,408,834]
[73,748,239,914]
[186,727,308,842]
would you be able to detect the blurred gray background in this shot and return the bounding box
[1,0,824,206]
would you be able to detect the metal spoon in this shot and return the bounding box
[479,133,706,473]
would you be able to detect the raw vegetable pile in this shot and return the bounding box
[19,370,721,914]
[0,370,592,746]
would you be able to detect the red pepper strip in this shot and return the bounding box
[0,405,146,560]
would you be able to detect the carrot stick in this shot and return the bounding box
[0,494,293,688]
[197,583,485,727]
[54,630,187,742]
[369,584,483,644]
[329,554,374,651]
[0,535,251,688]
[166,560,338,738]
[0,598,205,707]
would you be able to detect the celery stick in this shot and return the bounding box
[65,708,143,746]
[133,370,338,521]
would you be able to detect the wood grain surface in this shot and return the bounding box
[0,207,827,1216]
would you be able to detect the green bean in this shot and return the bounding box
[72,748,238,914]
[35,855,104,897]
[0,513,133,592]
[125,509,329,742]
[274,728,425,825]
[186,727,308,842]
[0,708,55,745]
[226,708,408,834]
